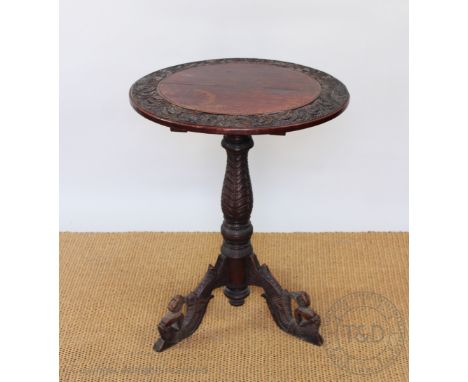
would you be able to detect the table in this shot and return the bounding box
[129,58,349,352]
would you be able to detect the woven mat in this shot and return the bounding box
[60,232,408,382]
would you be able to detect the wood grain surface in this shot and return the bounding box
[158,62,321,115]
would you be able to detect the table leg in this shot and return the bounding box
[153,135,323,352]
[220,135,254,306]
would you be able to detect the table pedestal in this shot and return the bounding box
[154,135,323,352]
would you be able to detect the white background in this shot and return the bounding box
[60,0,408,232]
[3,1,468,381]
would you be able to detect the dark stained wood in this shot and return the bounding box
[158,62,321,116]
[129,58,349,136]
[153,135,323,352]
[129,58,349,352]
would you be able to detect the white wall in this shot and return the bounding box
[60,0,408,232]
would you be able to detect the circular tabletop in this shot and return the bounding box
[129,58,349,135]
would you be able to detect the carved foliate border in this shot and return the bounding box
[130,58,349,130]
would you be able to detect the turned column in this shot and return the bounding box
[220,135,254,306]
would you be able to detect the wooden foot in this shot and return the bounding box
[153,256,227,352]
[246,254,323,346]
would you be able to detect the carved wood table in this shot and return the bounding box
[129,58,349,352]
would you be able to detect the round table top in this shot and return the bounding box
[129,58,349,135]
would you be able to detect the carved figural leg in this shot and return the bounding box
[153,135,323,352]
[246,254,323,345]
[153,255,228,352]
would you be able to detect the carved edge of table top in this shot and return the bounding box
[129,58,350,135]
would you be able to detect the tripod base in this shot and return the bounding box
[153,253,323,352]
[154,134,322,352]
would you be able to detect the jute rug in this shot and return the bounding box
[60,232,408,382]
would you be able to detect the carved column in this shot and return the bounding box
[220,135,254,306]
